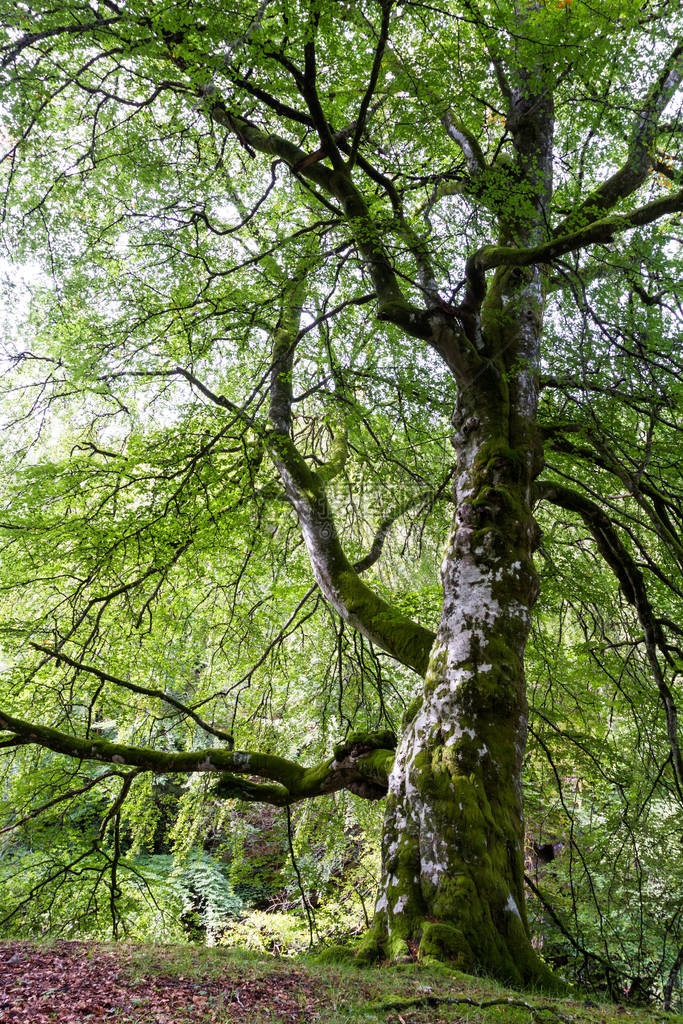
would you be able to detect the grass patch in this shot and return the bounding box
[118,943,682,1023]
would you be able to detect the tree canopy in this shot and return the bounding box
[0,0,681,1003]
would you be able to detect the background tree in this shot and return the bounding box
[0,0,681,994]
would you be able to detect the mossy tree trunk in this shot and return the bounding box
[360,266,554,986]
[263,34,559,985]
[353,45,560,983]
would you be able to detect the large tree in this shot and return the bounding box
[0,0,681,988]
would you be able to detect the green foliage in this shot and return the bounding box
[524,557,683,1002]
[0,0,681,1004]
[136,853,244,942]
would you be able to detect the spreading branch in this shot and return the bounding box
[0,708,394,806]
[555,44,683,233]
[465,188,683,305]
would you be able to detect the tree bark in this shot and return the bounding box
[353,32,563,983]
[358,262,558,987]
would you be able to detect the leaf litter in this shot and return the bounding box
[0,941,321,1023]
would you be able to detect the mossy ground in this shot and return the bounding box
[8,940,674,1024]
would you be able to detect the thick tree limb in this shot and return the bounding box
[0,708,395,805]
[205,105,469,368]
[268,273,307,436]
[554,44,683,234]
[466,188,683,301]
[442,114,486,178]
[207,99,414,317]
[266,430,435,675]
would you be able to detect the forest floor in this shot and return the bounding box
[0,940,679,1024]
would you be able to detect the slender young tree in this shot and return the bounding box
[0,0,681,987]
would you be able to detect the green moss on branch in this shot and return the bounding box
[0,708,394,806]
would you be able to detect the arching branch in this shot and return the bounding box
[0,707,394,806]
[466,187,683,305]
[29,642,235,746]
[537,480,683,799]
[554,44,683,234]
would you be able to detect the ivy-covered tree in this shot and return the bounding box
[0,0,681,990]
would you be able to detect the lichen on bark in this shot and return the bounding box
[359,241,559,988]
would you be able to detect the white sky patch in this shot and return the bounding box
[113,232,130,256]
